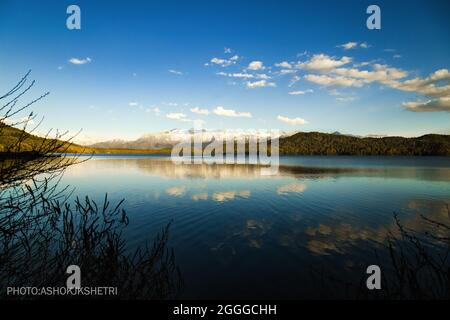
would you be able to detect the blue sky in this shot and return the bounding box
[0,0,449,143]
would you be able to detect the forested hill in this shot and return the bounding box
[0,123,93,154]
[279,132,450,156]
[0,124,169,155]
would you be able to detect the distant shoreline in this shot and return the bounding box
[70,151,450,157]
[2,150,450,159]
[2,124,450,157]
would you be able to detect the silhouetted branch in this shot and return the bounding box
[1,72,182,299]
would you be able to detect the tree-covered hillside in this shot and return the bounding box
[279,132,450,156]
[0,124,170,156]
[0,123,91,154]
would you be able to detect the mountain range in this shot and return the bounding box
[90,129,450,156]
[89,129,292,149]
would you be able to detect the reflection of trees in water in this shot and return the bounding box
[68,156,450,183]
[69,157,267,179]
[0,73,182,299]
[71,157,358,179]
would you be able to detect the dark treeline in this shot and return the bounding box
[279,132,450,156]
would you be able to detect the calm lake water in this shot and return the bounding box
[62,155,450,299]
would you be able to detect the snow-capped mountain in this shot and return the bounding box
[89,128,292,149]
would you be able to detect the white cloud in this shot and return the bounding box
[190,107,209,115]
[298,54,352,71]
[210,58,228,66]
[209,55,240,67]
[288,75,301,87]
[217,72,254,79]
[391,69,450,97]
[205,47,449,113]
[255,73,272,80]
[213,106,252,118]
[373,64,408,80]
[338,42,358,50]
[338,42,370,49]
[360,42,370,48]
[304,74,365,87]
[332,64,408,84]
[301,60,408,88]
[128,102,139,107]
[57,66,63,70]
[279,69,296,75]
[288,89,313,95]
[166,112,189,121]
[277,115,308,125]
[246,80,276,89]
[247,61,264,71]
[69,57,92,65]
[164,114,204,124]
[390,69,450,112]
[169,69,183,75]
[224,47,232,54]
[402,97,450,112]
[275,61,292,69]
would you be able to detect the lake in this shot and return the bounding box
[61,155,450,299]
